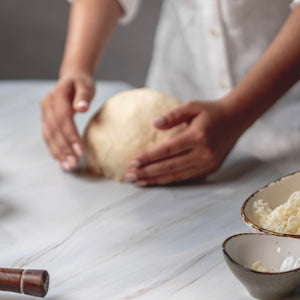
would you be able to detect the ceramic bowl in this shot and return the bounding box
[241,171,300,237]
[223,233,300,300]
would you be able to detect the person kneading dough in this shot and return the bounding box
[84,88,185,181]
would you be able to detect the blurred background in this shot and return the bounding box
[0,0,162,87]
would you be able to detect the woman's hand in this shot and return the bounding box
[41,73,95,171]
[125,99,242,186]
[40,0,122,171]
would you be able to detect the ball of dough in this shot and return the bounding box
[84,88,185,181]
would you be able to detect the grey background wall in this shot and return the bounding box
[0,0,162,87]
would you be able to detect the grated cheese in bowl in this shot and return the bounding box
[253,191,300,234]
[250,255,300,273]
[251,261,274,272]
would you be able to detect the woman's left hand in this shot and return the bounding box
[125,99,241,186]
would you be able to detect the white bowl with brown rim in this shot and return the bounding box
[223,233,300,300]
[241,171,300,238]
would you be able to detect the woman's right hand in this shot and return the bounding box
[41,73,95,171]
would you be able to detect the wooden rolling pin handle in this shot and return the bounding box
[0,268,49,297]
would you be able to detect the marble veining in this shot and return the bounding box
[0,81,300,300]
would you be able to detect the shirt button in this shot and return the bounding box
[219,81,229,91]
[209,27,219,37]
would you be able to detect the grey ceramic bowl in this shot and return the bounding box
[223,233,300,300]
[241,171,300,238]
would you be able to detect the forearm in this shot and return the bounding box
[60,0,122,78]
[222,5,300,133]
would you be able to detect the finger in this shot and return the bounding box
[42,121,63,163]
[50,91,84,156]
[45,104,79,170]
[73,78,95,112]
[61,118,83,157]
[125,150,193,181]
[55,109,83,157]
[41,99,63,160]
[42,116,76,171]
[130,131,192,168]
[152,101,200,129]
[135,166,202,186]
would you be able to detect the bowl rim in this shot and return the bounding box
[222,233,300,275]
[241,171,300,238]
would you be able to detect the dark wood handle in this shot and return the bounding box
[0,268,49,297]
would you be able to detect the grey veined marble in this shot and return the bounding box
[0,81,300,300]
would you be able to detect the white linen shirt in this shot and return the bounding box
[119,0,300,102]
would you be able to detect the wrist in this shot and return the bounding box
[59,64,94,81]
[219,92,255,137]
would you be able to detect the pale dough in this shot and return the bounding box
[84,88,186,181]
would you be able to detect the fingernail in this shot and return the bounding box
[72,143,83,156]
[66,155,77,168]
[62,161,71,171]
[77,100,89,109]
[130,160,141,168]
[137,180,147,187]
[152,117,166,127]
[125,172,137,182]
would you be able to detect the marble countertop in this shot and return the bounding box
[1,80,300,300]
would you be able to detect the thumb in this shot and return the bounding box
[72,78,95,113]
[152,101,199,129]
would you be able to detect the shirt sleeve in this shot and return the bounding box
[66,0,141,24]
[290,0,300,9]
[118,0,141,24]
